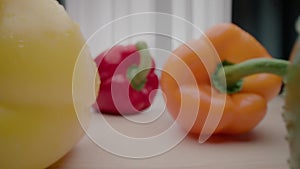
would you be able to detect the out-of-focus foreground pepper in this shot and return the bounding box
[94,41,159,114]
[0,0,96,168]
[161,23,283,135]
[284,16,300,169]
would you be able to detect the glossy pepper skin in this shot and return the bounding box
[0,0,96,168]
[94,42,158,114]
[161,23,282,135]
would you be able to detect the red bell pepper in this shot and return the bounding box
[94,41,159,115]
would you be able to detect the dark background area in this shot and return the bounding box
[232,0,300,60]
[57,0,64,6]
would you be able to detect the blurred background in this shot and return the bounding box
[57,0,299,60]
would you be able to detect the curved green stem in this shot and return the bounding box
[213,58,290,93]
[127,41,152,90]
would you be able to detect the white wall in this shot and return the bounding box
[65,0,232,71]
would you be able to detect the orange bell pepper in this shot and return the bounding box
[161,23,283,135]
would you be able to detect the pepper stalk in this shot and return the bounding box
[127,41,152,91]
[212,58,290,94]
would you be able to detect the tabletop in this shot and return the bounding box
[48,94,290,169]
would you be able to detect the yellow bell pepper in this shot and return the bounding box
[0,0,97,168]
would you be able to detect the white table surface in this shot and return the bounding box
[48,95,290,169]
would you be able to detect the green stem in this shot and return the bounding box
[127,41,152,90]
[213,58,290,93]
